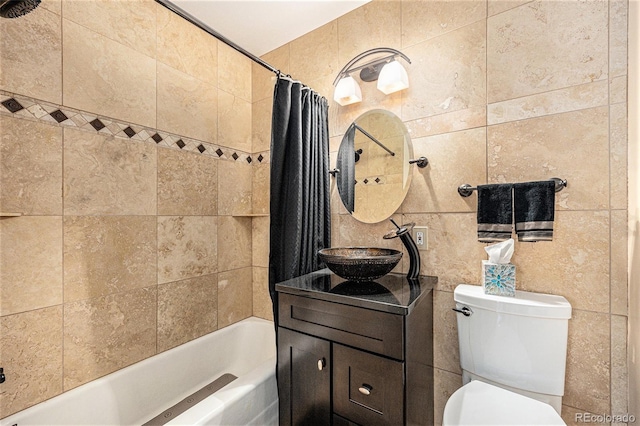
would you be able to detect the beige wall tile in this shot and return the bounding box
[0,116,62,215]
[515,211,610,313]
[564,309,610,414]
[487,107,609,211]
[337,0,402,66]
[218,267,252,328]
[218,216,252,272]
[0,216,62,316]
[404,106,486,140]
[253,44,288,103]
[403,213,485,291]
[0,6,61,103]
[610,0,628,79]
[63,19,156,128]
[158,148,218,216]
[252,162,270,214]
[331,85,403,139]
[41,0,62,15]
[487,81,608,126]
[252,97,272,154]
[157,62,218,144]
[487,1,608,103]
[218,43,251,102]
[156,4,217,85]
[611,210,628,315]
[335,213,404,250]
[63,286,156,390]
[610,103,628,210]
[329,134,342,154]
[434,368,462,426]
[331,213,341,247]
[487,0,531,17]
[63,0,156,58]
[158,216,218,284]
[611,315,628,417]
[433,290,461,375]
[63,216,157,303]
[157,274,218,352]
[63,128,157,215]
[402,20,486,122]
[402,127,486,214]
[611,76,627,105]
[402,0,486,48]
[218,89,252,152]
[0,306,63,417]
[218,161,252,215]
[290,21,339,83]
[252,267,273,321]
[252,216,269,268]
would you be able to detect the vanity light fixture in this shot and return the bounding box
[333,47,411,106]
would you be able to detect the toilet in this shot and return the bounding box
[443,284,572,425]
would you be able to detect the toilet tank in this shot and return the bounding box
[454,284,572,398]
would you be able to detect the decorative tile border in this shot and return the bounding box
[0,91,270,165]
[355,175,386,185]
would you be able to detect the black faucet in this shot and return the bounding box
[383,219,421,280]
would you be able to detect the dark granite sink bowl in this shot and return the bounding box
[318,247,402,282]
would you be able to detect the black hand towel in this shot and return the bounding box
[513,180,555,242]
[477,183,513,243]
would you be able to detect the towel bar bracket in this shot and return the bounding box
[457,177,567,198]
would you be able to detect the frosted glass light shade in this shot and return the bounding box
[377,60,409,95]
[333,76,362,106]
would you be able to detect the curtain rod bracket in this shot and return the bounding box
[409,157,429,168]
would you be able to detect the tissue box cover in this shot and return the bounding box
[482,260,516,297]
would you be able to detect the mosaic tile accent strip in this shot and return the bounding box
[50,109,68,123]
[355,175,385,185]
[0,91,266,164]
[2,98,24,113]
[90,118,105,131]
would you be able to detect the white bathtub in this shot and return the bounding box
[1,317,278,426]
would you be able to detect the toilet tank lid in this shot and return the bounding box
[454,285,571,319]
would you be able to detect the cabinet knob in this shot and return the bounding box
[358,384,372,396]
[317,358,326,371]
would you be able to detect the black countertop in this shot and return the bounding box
[275,268,437,315]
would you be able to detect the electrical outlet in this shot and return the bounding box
[413,226,428,250]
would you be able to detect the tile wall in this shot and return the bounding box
[0,0,270,418]
[252,0,630,424]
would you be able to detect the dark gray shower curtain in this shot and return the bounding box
[336,123,356,214]
[269,76,331,324]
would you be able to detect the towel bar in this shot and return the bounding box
[457,177,567,197]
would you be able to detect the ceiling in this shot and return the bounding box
[168,0,371,57]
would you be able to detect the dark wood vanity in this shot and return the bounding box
[276,269,435,426]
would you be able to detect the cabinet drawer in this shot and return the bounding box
[279,293,404,359]
[333,343,404,426]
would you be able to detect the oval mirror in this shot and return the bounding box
[336,109,413,223]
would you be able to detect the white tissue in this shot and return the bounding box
[484,238,514,264]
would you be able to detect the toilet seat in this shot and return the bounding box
[443,380,566,426]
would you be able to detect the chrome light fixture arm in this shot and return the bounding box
[332,47,411,86]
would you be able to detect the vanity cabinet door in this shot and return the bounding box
[278,327,331,426]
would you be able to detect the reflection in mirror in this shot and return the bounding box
[336,109,413,223]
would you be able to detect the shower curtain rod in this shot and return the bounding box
[155,0,281,76]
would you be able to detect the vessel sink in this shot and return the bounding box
[318,247,402,282]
